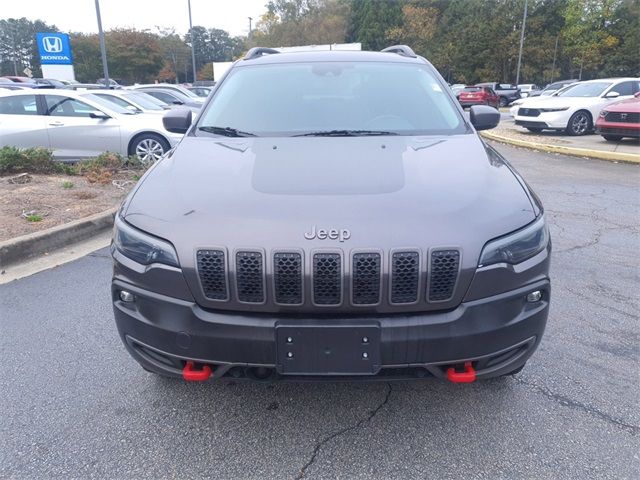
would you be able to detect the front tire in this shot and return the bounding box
[603,134,623,142]
[499,97,508,107]
[566,111,592,136]
[129,133,170,164]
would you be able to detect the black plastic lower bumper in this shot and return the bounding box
[112,279,550,381]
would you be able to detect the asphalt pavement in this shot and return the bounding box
[1,143,639,479]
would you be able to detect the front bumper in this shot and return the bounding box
[112,278,550,381]
[515,110,571,129]
[595,121,640,138]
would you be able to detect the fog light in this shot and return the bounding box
[527,290,542,303]
[119,290,135,302]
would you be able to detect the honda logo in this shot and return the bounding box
[42,36,63,53]
[620,113,628,120]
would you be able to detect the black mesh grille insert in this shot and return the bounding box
[352,253,381,305]
[429,250,460,301]
[313,253,341,305]
[391,251,419,304]
[235,251,264,303]
[197,250,227,300]
[274,253,303,304]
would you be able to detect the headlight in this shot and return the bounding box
[479,216,549,267]
[539,107,569,112]
[599,110,608,118]
[113,215,180,267]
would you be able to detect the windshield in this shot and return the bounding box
[197,62,465,137]
[557,82,611,97]
[124,92,165,110]
[80,93,133,114]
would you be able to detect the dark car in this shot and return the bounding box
[458,86,500,108]
[528,79,578,97]
[111,45,550,383]
[475,82,521,106]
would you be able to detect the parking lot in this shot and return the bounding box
[1,143,638,479]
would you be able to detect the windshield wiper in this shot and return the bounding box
[198,126,256,137]
[293,129,398,137]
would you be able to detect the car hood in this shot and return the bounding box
[124,134,536,267]
[604,96,640,113]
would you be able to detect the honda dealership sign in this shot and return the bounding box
[36,33,73,65]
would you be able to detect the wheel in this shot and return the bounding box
[526,127,543,133]
[129,133,170,164]
[603,134,623,142]
[565,111,592,136]
[499,97,508,107]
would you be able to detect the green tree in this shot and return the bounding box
[70,33,102,82]
[346,0,402,50]
[0,18,59,77]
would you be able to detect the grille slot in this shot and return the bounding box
[352,253,381,305]
[313,253,342,305]
[390,251,419,304]
[235,251,265,303]
[518,108,540,117]
[197,250,228,300]
[605,112,640,123]
[429,250,460,302]
[274,252,303,305]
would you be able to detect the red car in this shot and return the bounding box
[595,92,640,141]
[458,86,500,109]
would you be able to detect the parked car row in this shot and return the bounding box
[510,77,640,138]
[0,89,188,162]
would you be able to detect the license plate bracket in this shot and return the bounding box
[276,325,381,375]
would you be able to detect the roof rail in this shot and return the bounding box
[244,47,280,61]
[381,45,417,58]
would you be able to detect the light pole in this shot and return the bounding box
[187,0,197,83]
[515,0,528,85]
[95,0,110,86]
[248,17,253,39]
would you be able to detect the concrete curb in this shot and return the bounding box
[0,207,117,269]
[480,131,640,164]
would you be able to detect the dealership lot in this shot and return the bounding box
[1,143,638,479]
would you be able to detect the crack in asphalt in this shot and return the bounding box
[514,377,639,435]
[295,383,393,479]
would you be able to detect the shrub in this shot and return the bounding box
[62,181,74,189]
[25,214,43,222]
[0,146,63,175]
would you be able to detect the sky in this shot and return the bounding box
[1,0,269,37]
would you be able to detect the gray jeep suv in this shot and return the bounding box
[111,46,550,383]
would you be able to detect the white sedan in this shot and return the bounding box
[513,78,640,135]
[0,89,183,162]
[81,89,171,115]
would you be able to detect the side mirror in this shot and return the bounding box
[604,91,620,99]
[469,105,500,131]
[163,107,192,134]
[89,111,110,120]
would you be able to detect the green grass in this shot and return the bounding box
[25,214,43,222]
[61,181,74,189]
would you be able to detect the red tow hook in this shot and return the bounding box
[182,361,212,382]
[446,361,476,383]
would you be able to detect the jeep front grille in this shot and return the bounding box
[235,251,265,303]
[273,252,303,305]
[197,250,228,300]
[195,248,461,309]
[429,250,460,302]
[390,251,420,304]
[352,252,381,305]
[313,253,342,305]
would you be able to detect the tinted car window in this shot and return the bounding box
[463,87,483,92]
[45,95,97,117]
[124,92,165,110]
[612,81,638,96]
[0,95,38,115]
[199,62,464,136]
[145,91,179,104]
[93,93,135,110]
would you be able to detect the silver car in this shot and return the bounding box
[82,89,171,115]
[0,89,183,162]
[129,84,204,113]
